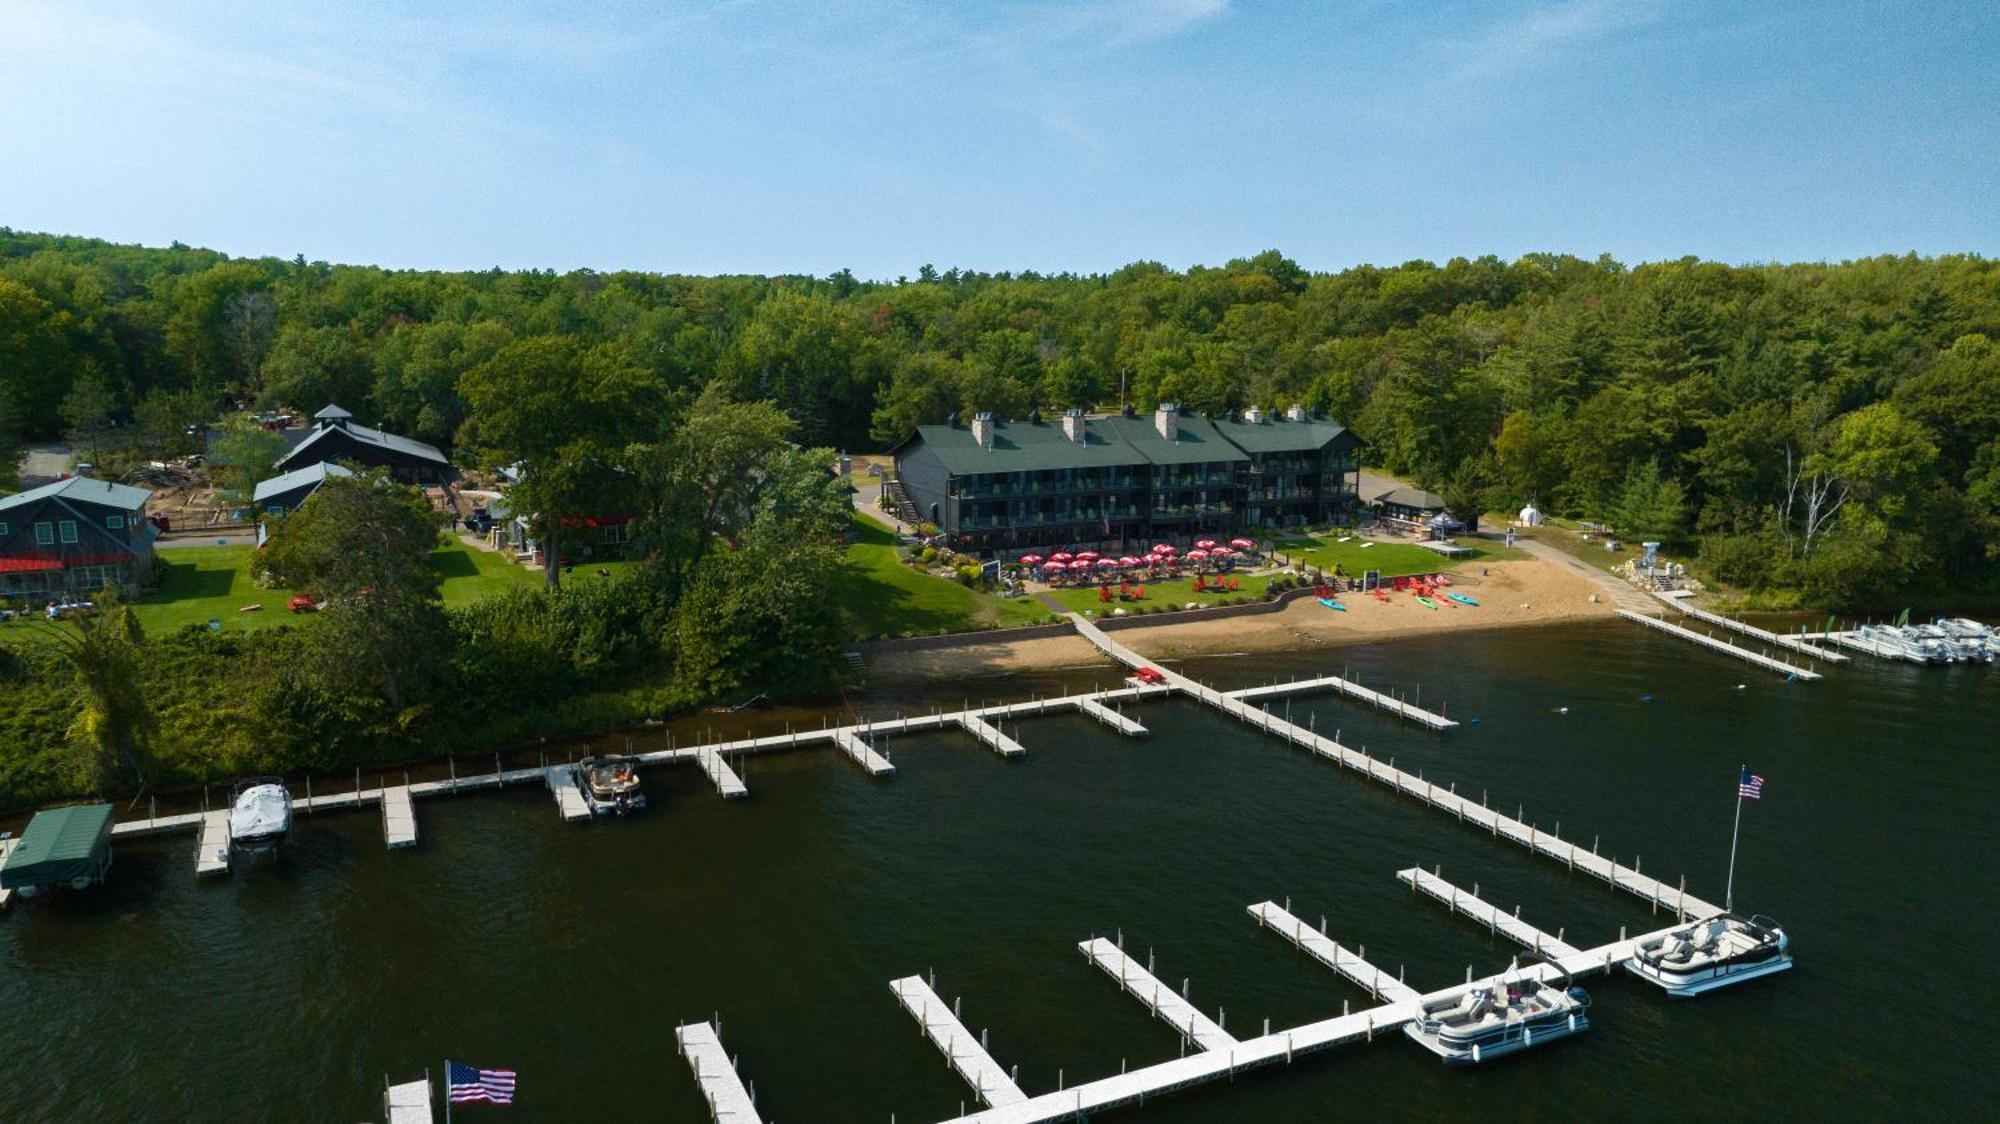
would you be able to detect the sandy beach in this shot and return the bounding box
[864,558,1619,683]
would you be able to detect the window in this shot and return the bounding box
[35,522,52,545]
[59,520,78,544]
[602,522,629,545]
[0,521,8,537]
[266,504,286,518]
[107,515,125,530]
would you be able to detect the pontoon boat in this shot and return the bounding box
[1625,912,1792,997]
[1404,974,1591,1064]
[575,755,646,815]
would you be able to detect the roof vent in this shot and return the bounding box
[971,411,996,450]
[1027,407,1041,425]
[1243,404,1264,424]
[1286,403,1306,422]
[1121,403,1136,418]
[1154,402,1179,443]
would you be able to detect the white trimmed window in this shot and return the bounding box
[266,504,286,518]
[59,520,79,544]
[107,515,125,529]
[0,520,8,537]
[35,522,53,545]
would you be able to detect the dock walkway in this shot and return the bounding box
[1225,674,1457,731]
[890,975,1028,1108]
[1066,614,1723,921]
[546,766,592,821]
[1079,938,1237,1053]
[1075,697,1147,736]
[1656,594,1846,663]
[1248,902,1423,1004]
[194,810,231,876]
[381,785,418,848]
[1802,629,1928,663]
[1617,610,1821,680]
[675,1021,762,1123]
[957,714,1025,758]
[695,747,750,798]
[0,838,16,908]
[832,731,896,775]
[1396,868,1581,960]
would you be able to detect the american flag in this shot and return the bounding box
[1738,770,1765,800]
[447,1061,516,1105]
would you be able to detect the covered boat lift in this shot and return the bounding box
[1,803,116,900]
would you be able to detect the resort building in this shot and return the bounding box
[251,461,354,518]
[889,404,1360,550]
[0,477,157,599]
[270,405,453,485]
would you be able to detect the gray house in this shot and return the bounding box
[271,406,452,484]
[0,477,157,599]
[252,461,355,517]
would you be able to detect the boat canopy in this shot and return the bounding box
[230,785,290,839]
[1,803,115,889]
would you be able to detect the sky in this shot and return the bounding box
[1,0,1994,278]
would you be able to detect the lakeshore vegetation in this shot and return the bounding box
[3,228,1998,805]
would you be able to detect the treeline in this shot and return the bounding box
[3,228,1997,606]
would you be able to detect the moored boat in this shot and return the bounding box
[229,777,293,854]
[1625,912,1791,997]
[1404,974,1591,1065]
[575,755,647,815]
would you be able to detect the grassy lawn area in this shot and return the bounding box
[432,539,543,605]
[839,512,1054,638]
[1521,519,1633,574]
[1038,570,1279,614]
[1269,533,1527,578]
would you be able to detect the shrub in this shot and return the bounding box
[919,546,939,565]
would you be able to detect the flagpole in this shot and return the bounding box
[1724,764,1745,913]
[444,1059,452,1124]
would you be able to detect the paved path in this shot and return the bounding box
[1510,535,1658,613]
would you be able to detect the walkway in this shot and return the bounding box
[891,975,1028,1108]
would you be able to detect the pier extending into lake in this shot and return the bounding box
[1654,592,1846,663]
[1225,673,1457,730]
[890,975,1028,1109]
[675,1021,762,1124]
[1616,609,1822,680]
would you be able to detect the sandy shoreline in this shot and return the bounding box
[864,558,1619,683]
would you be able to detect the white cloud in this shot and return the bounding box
[1448,0,1657,82]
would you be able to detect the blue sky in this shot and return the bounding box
[1,1,1993,277]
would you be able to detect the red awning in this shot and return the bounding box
[0,552,134,573]
[0,557,64,574]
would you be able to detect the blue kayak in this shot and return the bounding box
[1445,592,1479,607]
[1317,597,1346,611]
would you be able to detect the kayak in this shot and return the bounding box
[1446,593,1479,607]
[1416,596,1439,610]
[1317,597,1346,612]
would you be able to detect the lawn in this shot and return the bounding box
[1037,570,1279,614]
[118,540,559,634]
[1268,533,1527,578]
[839,512,1055,638]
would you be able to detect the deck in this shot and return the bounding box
[890,975,1028,1108]
[1079,937,1238,1053]
[1248,901,1423,1004]
[676,1021,762,1123]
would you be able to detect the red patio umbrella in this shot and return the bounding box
[1050,552,1075,562]
[1229,538,1255,549]
[1019,554,1045,565]
[1210,546,1234,556]
[1195,539,1218,550]
[1075,551,1100,561]
[1042,560,1067,572]
[1186,549,1210,560]
[1118,556,1143,566]
[1094,558,1118,569]
[1152,544,1177,554]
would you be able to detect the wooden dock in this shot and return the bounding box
[675,1021,762,1123]
[545,766,592,821]
[194,810,231,876]
[0,838,17,909]
[833,730,896,775]
[381,785,418,849]
[1075,697,1148,736]
[957,714,1025,758]
[890,975,1028,1108]
[1226,674,1458,731]
[695,747,750,799]
[1248,902,1423,1004]
[1617,609,1822,680]
[1079,937,1238,1053]
[1396,868,1582,961]
[1656,593,1846,662]
[1802,629,1928,663]
[1066,614,1723,921]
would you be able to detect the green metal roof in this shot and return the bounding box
[1,803,114,889]
[1209,415,1352,454]
[907,419,1145,476]
[1092,414,1249,466]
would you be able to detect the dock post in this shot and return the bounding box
[305,775,311,810]
[449,756,457,794]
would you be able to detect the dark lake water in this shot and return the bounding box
[2,621,1993,1121]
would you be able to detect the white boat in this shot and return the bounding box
[1625,913,1792,997]
[1404,974,1591,1064]
[1858,625,1944,664]
[228,777,293,853]
[575,755,646,815]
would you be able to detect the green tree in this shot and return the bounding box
[42,585,154,795]
[209,416,292,499]
[133,388,213,462]
[59,362,120,464]
[1607,459,1688,541]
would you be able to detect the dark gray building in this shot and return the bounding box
[890,404,1360,551]
[0,477,157,599]
[271,405,452,484]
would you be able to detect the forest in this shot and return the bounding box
[2,228,1997,804]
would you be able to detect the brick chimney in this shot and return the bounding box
[971,411,996,449]
[1154,402,1179,442]
[1062,408,1086,443]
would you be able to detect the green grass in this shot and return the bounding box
[434,539,544,605]
[1038,570,1279,614]
[838,512,1055,638]
[1268,533,1526,578]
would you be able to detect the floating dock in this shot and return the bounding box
[1396,868,1582,961]
[1616,610,1822,680]
[383,1074,433,1124]
[546,766,592,821]
[890,975,1028,1108]
[1248,902,1423,1004]
[1079,937,1238,1053]
[675,1021,762,1123]
[1074,697,1147,736]
[381,785,418,849]
[833,730,896,775]
[194,810,231,876]
[958,715,1025,758]
[1801,629,1929,663]
[695,747,750,799]
[0,838,17,909]
[1655,594,1846,662]
[1225,674,1457,731]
